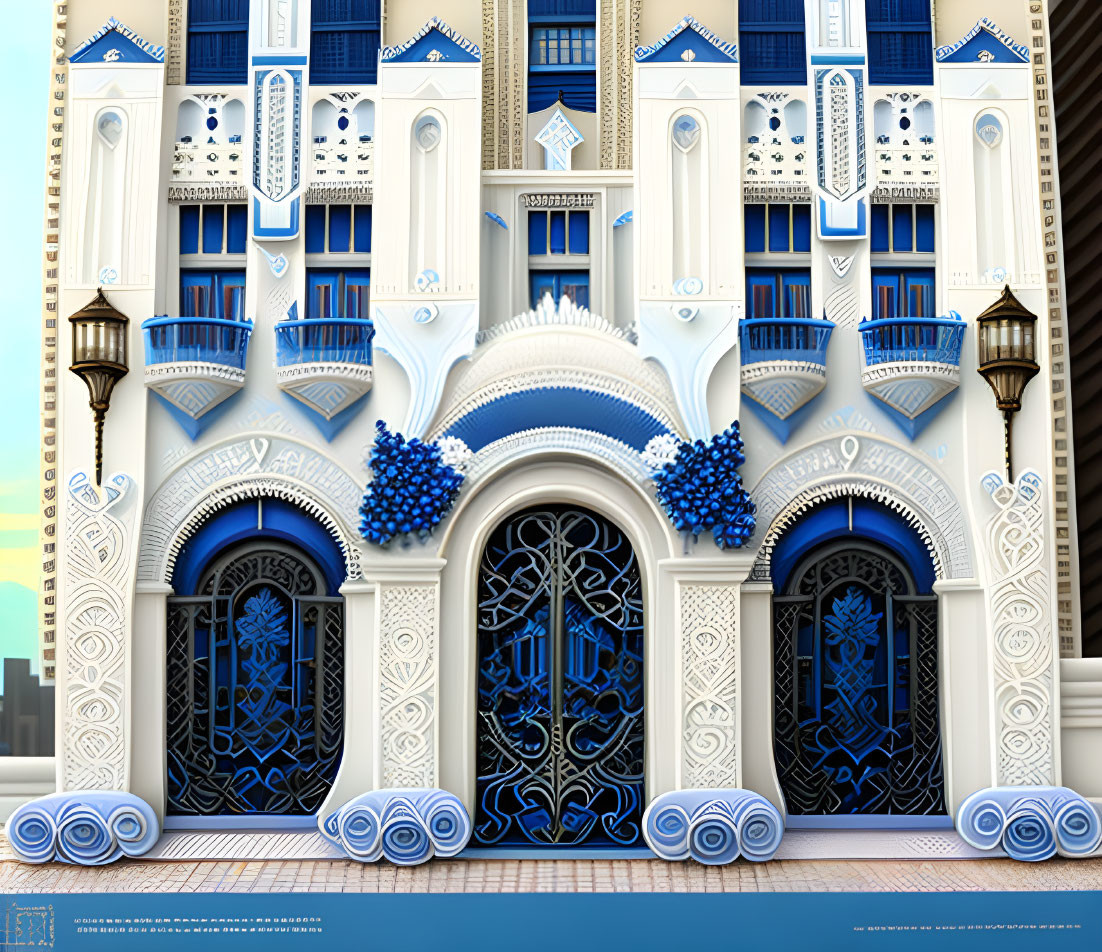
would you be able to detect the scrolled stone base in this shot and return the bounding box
[5,791,160,865]
[956,786,1102,862]
[319,788,471,865]
[643,789,784,865]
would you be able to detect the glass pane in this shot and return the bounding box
[530,272,557,307]
[202,204,225,254]
[528,211,548,256]
[786,278,810,319]
[744,204,766,254]
[560,273,589,309]
[346,281,370,320]
[328,204,352,253]
[182,279,212,318]
[750,280,775,319]
[892,204,913,253]
[769,204,791,253]
[549,212,567,254]
[305,204,327,254]
[877,281,897,320]
[568,211,589,254]
[0,656,54,756]
[180,204,201,255]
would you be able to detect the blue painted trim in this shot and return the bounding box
[818,197,868,239]
[151,390,240,441]
[935,17,1030,63]
[380,17,481,62]
[171,497,347,595]
[770,497,937,593]
[810,55,865,65]
[280,390,370,442]
[252,196,301,239]
[613,210,633,228]
[484,211,508,229]
[253,54,308,65]
[871,386,959,441]
[742,392,818,445]
[69,16,165,63]
[164,816,319,831]
[443,387,669,453]
[459,847,658,860]
[785,815,953,830]
[635,15,737,63]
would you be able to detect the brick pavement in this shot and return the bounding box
[2,857,1101,893]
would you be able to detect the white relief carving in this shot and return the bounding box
[379,585,437,787]
[481,0,526,170]
[63,471,136,791]
[138,437,364,583]
[464,427,653,486]
[681,585,739,788]
[982,470,1056,786]
[599,0,640,170]
[751,435,972,580]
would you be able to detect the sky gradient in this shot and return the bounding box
[0,1,52,681]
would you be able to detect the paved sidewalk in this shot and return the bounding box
[2,857,1101,893]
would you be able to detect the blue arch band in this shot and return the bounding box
[770,498,936,593]
[172,498,346,595]
[443,387,671,453]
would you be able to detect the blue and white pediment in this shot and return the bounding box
[380,17,481,64]
[69,16,165,65]
[635,16,737,64]
[935,18,1029,64]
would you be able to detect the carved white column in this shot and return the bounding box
[319,578,377,815]
[982,470,1060,787]
[60,472,140,792]
[368,559,446,789]
[130,581,172,820]
[739,580,785,814]
[662,557,754,790]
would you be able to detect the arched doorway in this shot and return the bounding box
[771,498,945,820]
[473,505,645,847]
[166,499,346,818]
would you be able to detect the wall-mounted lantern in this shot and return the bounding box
[976,285,1039,481]
[69,289,129,486]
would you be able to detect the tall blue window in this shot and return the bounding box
[865,1,934,85]
[180,271,246,321]
[739,1,807,86]
[305,204,372,254]
[746,269,812,319]
[180,204,248,255]
[306,269,371,319]
[871,268,935,320]
[187,0,248,84]
[870,203,935,254]
[745,204,812,254]
[529,209,590,308]
[311,0,381,85]
[528,1,597,113]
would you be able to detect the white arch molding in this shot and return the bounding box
[749,433,974,582]
[138,435,366,585]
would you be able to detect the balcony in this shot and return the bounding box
[858,313,965,437]
[274,318,375,420]
[141,317,252,419]
[740,317,835,441]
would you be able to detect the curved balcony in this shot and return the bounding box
[141,317,252,419]
[858,313,965,437]
[274,318,375,421]
[739,317,836,439]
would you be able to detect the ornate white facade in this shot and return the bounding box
[12,0,1102,868]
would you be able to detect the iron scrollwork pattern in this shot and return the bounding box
[475,506,645,847]
[167,546,344,816]
[772,543,945,817]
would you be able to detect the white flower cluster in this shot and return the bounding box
[641,433,681,474]
[436,435,474,473]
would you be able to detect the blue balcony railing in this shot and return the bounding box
[274,318,375,367]
[141,316,252,369]
[740,317,836,366]
[858,313,965,368]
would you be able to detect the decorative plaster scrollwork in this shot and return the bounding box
[138,437,364,584]
[63,472,136,792]
[481,0,525,170]
[167,0,184,84]
[599,0,641,169]
[379,585,438,787]
[681,585,739,788]
[983,470,1056,787]
[750,435,972,581]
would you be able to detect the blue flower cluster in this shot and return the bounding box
[652,423,756,549]
[359,421,465,545]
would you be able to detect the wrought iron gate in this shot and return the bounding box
[474,506,645,847]
[166,544,344,816]
[772,542,945,817]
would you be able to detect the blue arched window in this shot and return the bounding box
[865,0,934,85]
[187,0,249,84]
[739,0,807,86]
[528,0,597,113]
[311,0,381,85]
